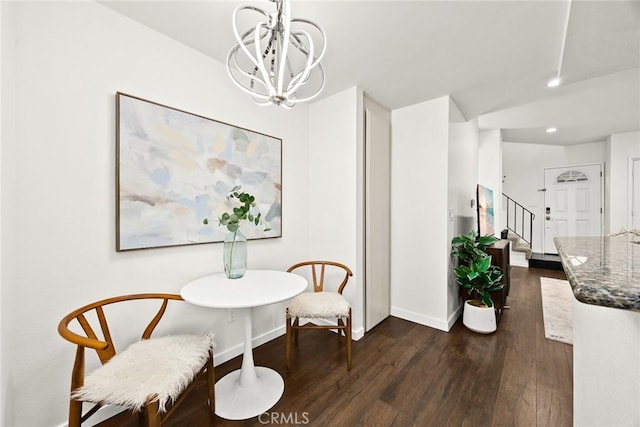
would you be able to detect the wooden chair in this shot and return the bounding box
[286,261,353,371]
[57,293,215,427]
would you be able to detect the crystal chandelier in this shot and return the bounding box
[226,0,326,108]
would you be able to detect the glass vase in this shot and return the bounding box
[223,230,247,279]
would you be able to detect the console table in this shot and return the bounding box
[486,239,511,321]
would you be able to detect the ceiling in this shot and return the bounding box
[100,0,639,146]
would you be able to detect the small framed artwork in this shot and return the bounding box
[116,92,282,251]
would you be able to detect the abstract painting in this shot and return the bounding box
[476,184,495,237]
[116,92,282,251]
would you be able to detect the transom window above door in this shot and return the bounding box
[556,170,589,183]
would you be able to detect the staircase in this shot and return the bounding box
[502,193,563,270]
[505,231,563,270]
[504,230,532,267]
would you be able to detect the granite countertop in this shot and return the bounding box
[554,236,640,312]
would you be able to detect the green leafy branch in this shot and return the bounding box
[203,185,271,233]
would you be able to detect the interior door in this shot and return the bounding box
[364,96,391,331]
[543,164,603,254]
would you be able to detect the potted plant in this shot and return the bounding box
[451,230,503,333]
[203,186,270,279]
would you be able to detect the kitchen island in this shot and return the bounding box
[555,236,640,426]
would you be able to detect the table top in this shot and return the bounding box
[554,236,640,312]
[180,270,308,309]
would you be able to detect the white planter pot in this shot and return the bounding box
[463,300,497,334]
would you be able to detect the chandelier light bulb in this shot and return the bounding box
[226,0,326,108]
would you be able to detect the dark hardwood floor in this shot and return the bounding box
[98,266,571,427]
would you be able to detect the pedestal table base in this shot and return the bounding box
[214,367,284,420]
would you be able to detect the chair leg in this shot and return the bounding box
[69,347,84,427]
[337,318,344,341]
[145,398,161,427]
[286,316,292,372]
[293,318,300,344]
[68,399,82,427]
[207,352,215,416]
[346,310,352,370]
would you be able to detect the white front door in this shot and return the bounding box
[543,164,603,254]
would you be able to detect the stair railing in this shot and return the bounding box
[502,193,535,247]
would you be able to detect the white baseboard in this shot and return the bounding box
[214,324,286,366]
[353,326,365,340]
[390,307,451,332]
[214,321,363,364]
[448,303,463,330]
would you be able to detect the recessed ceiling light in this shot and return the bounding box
[547,77,561,88]
[546,127,557,133]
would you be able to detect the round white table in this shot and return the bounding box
[180,270,307,420]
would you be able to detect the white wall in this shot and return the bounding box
[502,140,606,252]
[0,1,4,422]
[307,87,365,338]
[390,95,451,331]
[448,103,478,226]
[4,3,311,426]
[447,102,479,324]
[479,129,503,231]
[0,2,8,425]
[0,2,18,425]
[607,131,640,232]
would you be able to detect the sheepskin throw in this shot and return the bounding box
[71,334,214,413]
[287,292,350,318]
